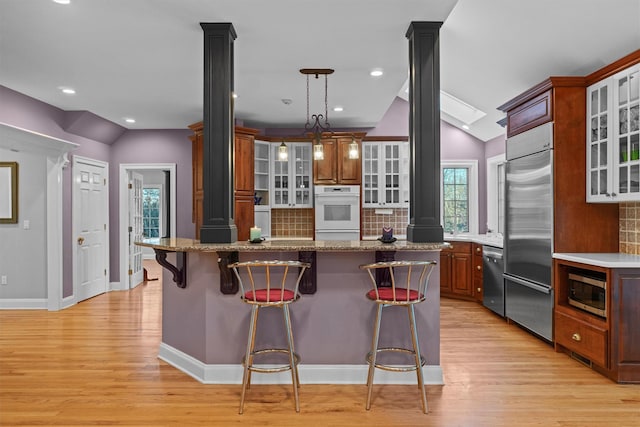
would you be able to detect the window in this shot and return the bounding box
[486,154,506,235]
[142,186,162,238]
[441,161,478,234]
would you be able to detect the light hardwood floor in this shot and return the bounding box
[1,260,638,426]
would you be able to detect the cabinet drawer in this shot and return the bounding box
[555,311,607,367]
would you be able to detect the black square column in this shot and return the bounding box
[200,23,237,243]
[406,21,444,243]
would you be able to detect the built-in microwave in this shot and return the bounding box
[568,272,606,318]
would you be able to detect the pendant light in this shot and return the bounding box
[300,68,334,160]
[278,140,288,161]
[348,135,359,159]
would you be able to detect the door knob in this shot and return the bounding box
[77,236,85,245]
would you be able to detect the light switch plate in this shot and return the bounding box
[23,220,30,230]
[1,276,7,285]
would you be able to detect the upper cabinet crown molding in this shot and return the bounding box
[585,49,640,86]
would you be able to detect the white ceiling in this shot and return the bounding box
[1,0,639,142]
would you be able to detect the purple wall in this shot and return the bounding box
[0,85,194,290]
[485,133,507,158]
[109,129,193,281]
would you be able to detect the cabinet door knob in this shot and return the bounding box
[571,333,582,342]
[476,265,481,270]
[476,287,481,293]
[476,247,481,253]
[77,236,85,245]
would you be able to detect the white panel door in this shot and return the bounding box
[128,172,144,288]
[74,157,108,302]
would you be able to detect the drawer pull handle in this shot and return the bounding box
[572,333,582,342]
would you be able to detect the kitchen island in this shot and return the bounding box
[137,238,448,385]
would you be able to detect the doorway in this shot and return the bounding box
[119,163,176,290]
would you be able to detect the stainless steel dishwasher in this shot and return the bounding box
[483,245,504,316]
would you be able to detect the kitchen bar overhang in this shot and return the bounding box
[138,237,450,294]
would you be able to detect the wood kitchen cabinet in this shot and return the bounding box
[472,243,484,303]
[313,132,364,185]
[188,121,259,240]
[554,258,640,383]
[440,242,473,300]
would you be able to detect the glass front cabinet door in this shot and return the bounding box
[362,141,409,208]
[270,142,313,208]
[587,63,640,202]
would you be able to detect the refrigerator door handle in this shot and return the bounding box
[504,274,551,294]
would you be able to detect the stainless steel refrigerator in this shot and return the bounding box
[503,122,554,341]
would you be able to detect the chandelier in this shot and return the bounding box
[278,68,358,161]
[300,68,333,160]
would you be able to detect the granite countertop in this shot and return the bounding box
[553,253,640,268]
[137,237,450,252]
[444,233,504,248]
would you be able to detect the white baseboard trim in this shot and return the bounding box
[0,298,48,309]
[109,281,127,292]
[158,342,444,385]
[61,295,75,310]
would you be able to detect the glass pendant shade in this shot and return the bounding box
[278,142,288,160]
[348,138,359,159]
[314,141,324,160]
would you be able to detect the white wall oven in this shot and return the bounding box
[314,185,360,241]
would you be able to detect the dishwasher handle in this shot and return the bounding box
[482,246,503,259]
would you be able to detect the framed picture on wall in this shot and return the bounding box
[0,161,18,224]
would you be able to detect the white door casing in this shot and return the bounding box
[128,171,144,288]
[118,163,176,291]
[73,156,109,303]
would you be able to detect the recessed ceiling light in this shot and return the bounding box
[370,69,383,77]
[60,87,76,95]
[333,106,344,112]
[462,124,470,130]
[232,92,238,99]
[124,118,136,124]
[53,0,71,4]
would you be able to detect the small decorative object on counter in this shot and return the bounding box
[379,226,396,243]
[249,226,262,242]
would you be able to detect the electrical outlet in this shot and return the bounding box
[1,276,7,285]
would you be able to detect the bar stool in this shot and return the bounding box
[359,260,437,414]
[229,260,310,414]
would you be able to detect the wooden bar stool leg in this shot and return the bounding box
[408,305,428,414]
[366,303,384,410]
[240,305,259,414]
[282,304,300,412]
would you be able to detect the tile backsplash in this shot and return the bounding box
[361,208,409,237]
[619,202,640,254]
[271,208,314,238]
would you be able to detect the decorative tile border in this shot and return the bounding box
[620,202,640,254]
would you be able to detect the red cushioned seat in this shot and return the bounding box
[366,287,422,302]
[244,288,296,302]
